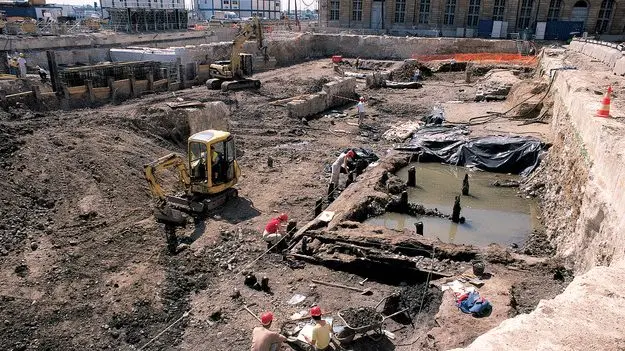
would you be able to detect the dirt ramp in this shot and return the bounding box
[185,101,230,134]
[136,101,230,147]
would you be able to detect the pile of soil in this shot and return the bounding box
[390,60,432,82]
[400,283,442,315]
[383,282,443,321]
[340,307,382,328]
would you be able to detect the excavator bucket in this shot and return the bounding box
[154,204,187,226]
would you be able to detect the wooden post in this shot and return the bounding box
[407,166,416,187]
[177,57,184,89]
[86,80,95,104]
[327,183,335,202]
[415,221,424,235]
[129,73,137,98]
[400,191,408,208]
[462,174,469,196]
[46,50,60,94]
[147,69,154,91]
[107,77,115,102]
[194,61,200,83]
[452,195,461,223]
[314,198,323,217]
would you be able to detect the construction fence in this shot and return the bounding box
[412,53,539,66]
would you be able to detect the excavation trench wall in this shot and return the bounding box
[538,49,625,272]
[15,33,519,70]
[453,44,625,351]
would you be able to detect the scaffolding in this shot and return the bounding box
[106,8,188,32]
[58,61,179,88]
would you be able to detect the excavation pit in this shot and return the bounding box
[366,163,539,247]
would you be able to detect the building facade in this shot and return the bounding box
[319,0,625,37]
[196,0,281,19]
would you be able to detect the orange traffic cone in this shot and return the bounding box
[596,86,612,118]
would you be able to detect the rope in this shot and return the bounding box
[392,246,435,348]
[136,309,191,351]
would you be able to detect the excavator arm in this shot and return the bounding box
[229,17,267,79]
[144,153,191,202]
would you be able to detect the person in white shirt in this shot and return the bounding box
[330,149,355,187]
[356,97,365,127]
[17,53,26,78]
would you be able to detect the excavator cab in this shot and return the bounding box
[188,130,240,195]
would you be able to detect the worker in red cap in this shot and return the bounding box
[356,96,366,127]
[330,149,356,188]
[262,213,289,250]
[251,311,287,351]
[304,306,332,350]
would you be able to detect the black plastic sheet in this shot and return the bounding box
[396,125,544,175]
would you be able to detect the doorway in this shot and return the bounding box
[371,1,383,29]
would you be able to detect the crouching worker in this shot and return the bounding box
[304,306,333,351]
[251,312,287,351]
[262,213,289,251]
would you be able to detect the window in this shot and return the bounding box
[443,0,456,25]
[596,0,614,33]
[418,0,430,24]
[547,0,561,21]
[352,0,362,21]
[394,0,406,22]
[467,0,480,27]
[189,142,208,181]
[518,0,533,29]
[329,0,339,20]
[492,0,504,21]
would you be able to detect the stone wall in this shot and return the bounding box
[286,77,357,118]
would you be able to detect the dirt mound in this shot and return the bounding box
[506,78,552,120]
[475,70,522,101]
[390,60,432,82]
[340,307,382,328]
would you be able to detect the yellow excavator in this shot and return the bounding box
[206,17,268,92]
[144,129,241,228]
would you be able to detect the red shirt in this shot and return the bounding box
[264,218,281,234]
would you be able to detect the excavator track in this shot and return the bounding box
[221,79,261,92]
[154,188,239,226]
[206,78,223,90]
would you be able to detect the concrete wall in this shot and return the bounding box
[287,77,357,118]
[7,28,237,69]
[568,38,625,76]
